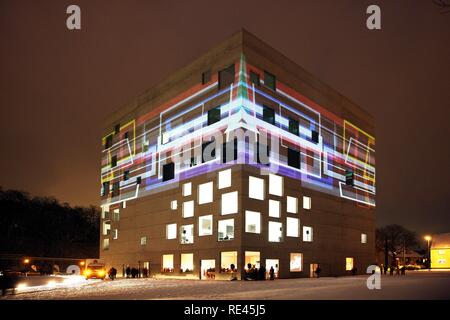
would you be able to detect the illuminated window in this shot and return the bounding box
[245,251,260,269]
[103,239,110,250]
[218,219,234,241]
[162,254,174,270]
[218,169,231,189]
[161,132,169,144]
[288,148,300,168]
[269,174,283,196]
[286,217,299,237]
[180,224,194,244]
[245,211,261,234]
[170,200,177,210]
[361,233,367,244]
[198,215,213,236]
[208,106,221,126]
[221,191,238,215]
[250,71,260,86]
[288,118,299,136]
[113,229,118,240]
[166,223,177,240]
[290,253,303,272]
[303,196,311,210]
[287,196,298,213]
[218,64,235,90]
[183,200,194,218]
[249,176,264,200]
[221,251,238,270]
[346,257,354,271]
[303,226,313,242]
[269,199,280,218]
[263,105,275,125]
[162,162,175,181]
[438,250,445,255]
[198,182,213,204]
[268,221,283,242]
[103,221,111,236]
[113,208,120,221]
[140,236,147,246]
[183,182,192,196]
[181,253,194,272]
[264,70,276,91]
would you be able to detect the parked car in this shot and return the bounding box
[84,263,106,280]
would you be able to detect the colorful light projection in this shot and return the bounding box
[101,55,375,208]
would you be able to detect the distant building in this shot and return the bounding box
[431,233,450,269]
[99,30,376,279]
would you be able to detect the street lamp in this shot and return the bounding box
[424,235,432,270]
[23,258,30,264]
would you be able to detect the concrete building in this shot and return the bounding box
[431,233,450,269]
[99,30,376,279]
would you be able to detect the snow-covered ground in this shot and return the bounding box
[2,271,450,300]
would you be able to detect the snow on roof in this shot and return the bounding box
[431,233,450,249]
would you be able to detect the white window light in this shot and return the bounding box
[269,199,280,218]
[183,200,194,218]
[303,226,313,242]
[198,182,213,204]
[113,229,118,240]
[166,223,177,239]
[183,182,192,196]
[221,191,238,215]
[268,221,283,242]
[269,174,283,196]
[245,211,261,234]
[249,176,264,200]
[286,196,298,214]
[162,254,174,270]
[218,169,232,189]
[346,257,354,271]
[286,217,299,237]
[303,196,311,210]
[198,215,213,236]
[221,251,238,270]
[103,239,110,250]
[181,253,194,272]
[180,224,194,244]
[140,236,147,246]
[161,132,170,145]
[290,253,303,272]
[218,219,234,241]
[361,233,367,244]
[170,200,178,210]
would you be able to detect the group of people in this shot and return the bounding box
[124,266,149,278]
[243,263,276,280]
[380,264,406,276]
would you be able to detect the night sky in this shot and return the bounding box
[1,1,449,235]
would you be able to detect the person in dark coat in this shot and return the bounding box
[126,266,131,278]
[258,265,266,280]
[315,265,322,278]
[269,266,275,280]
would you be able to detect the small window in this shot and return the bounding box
[245,211,261,234]
[218,219,234,241]
[218,64,235,90]
[269,199,281,218]
[104,135,113,149]
[170,200,178,210]
[180,224,194,244]
[114,124,120,134]
[162,162,175,181]
[249,176,264,200]
[264,71,276,90]
[303,226,313,242]
[286,217,299,237]
[303,196,311,210]
[250,71,260,86]
[202,69,211,85]
[183,200,194,218]
[202,141,216,163]
[136,176,142,185]
[166,223,177,239]
[111,155,117,168]
[198,182,213,204]
[287,148,300,168]
[124,131,129,140]
[263,106,275,125]
[113,229,118,240]
[162,254,174,271]
[103,238,110,250]
[183,182,192,197]
[289,118,299,136]
[345,170,354,186]
[361,233,367,244]
[221,191,238,215]
[218,169,232,189]
[290,253,303,272]
[268,221,283,242]
[123,170,130,181]
[198,215,213,236]
[269,174,283,197]
[346,257,354,271]
[190,157,197,167]
[140,236,147,246]
[208,106,221,125]
[221,251,238,271]
[113,209,120,221]
[222,138,237,163]
[181,253,194,272]
[311,130,319,143]
[112,181,120,197]
[102,181,110,197]
[287,196,298,213]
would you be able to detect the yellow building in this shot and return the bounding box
[430,233,450,269]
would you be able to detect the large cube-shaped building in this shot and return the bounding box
[100,30,376,279]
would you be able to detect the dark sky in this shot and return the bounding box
[1,0,449,235]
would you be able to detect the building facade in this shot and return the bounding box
[99,30,376,279]
[431,233,450,269]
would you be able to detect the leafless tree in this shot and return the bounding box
[433,0,450,14]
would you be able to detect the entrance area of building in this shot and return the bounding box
[310,263,319,278]
[200,259,215,280]
[265,259,279,279]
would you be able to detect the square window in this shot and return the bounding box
[287,196,298,213]
[245,211,261,234]
[287,148,300,168]
[289,118,299,136]
[250,71,260,86]
[269,174,283,196]
[221,191,238,215]
[218,64,235,90]
[268,221,283,242]
[202,69,211,85]
[346,257,354,271]
[221,251,238,270]
[162,162,175,181]
[269,199,281,218]
[140,236,147,246]
[303,196,311,210]
[208,106,221,126]
[180,224,194,244]
[303,226,313,242]
[183,182,192,197]
[361,233,367,244]
[264,71,276,90]
[290,253,303,272]
[249,176,264,200]
[198,182,213,204]
[183,200,194,218]
[218,219,234,241]
[166,223,177,239]
[286,217,299,237]
[198,215,213,236]
[170,200,177,210]
[162,254,174,270]
[181,253,194,272]
[218,169,232,189]
[263,106,275,125]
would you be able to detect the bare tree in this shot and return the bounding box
[433,0,450,14]
[376,225,418,267]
